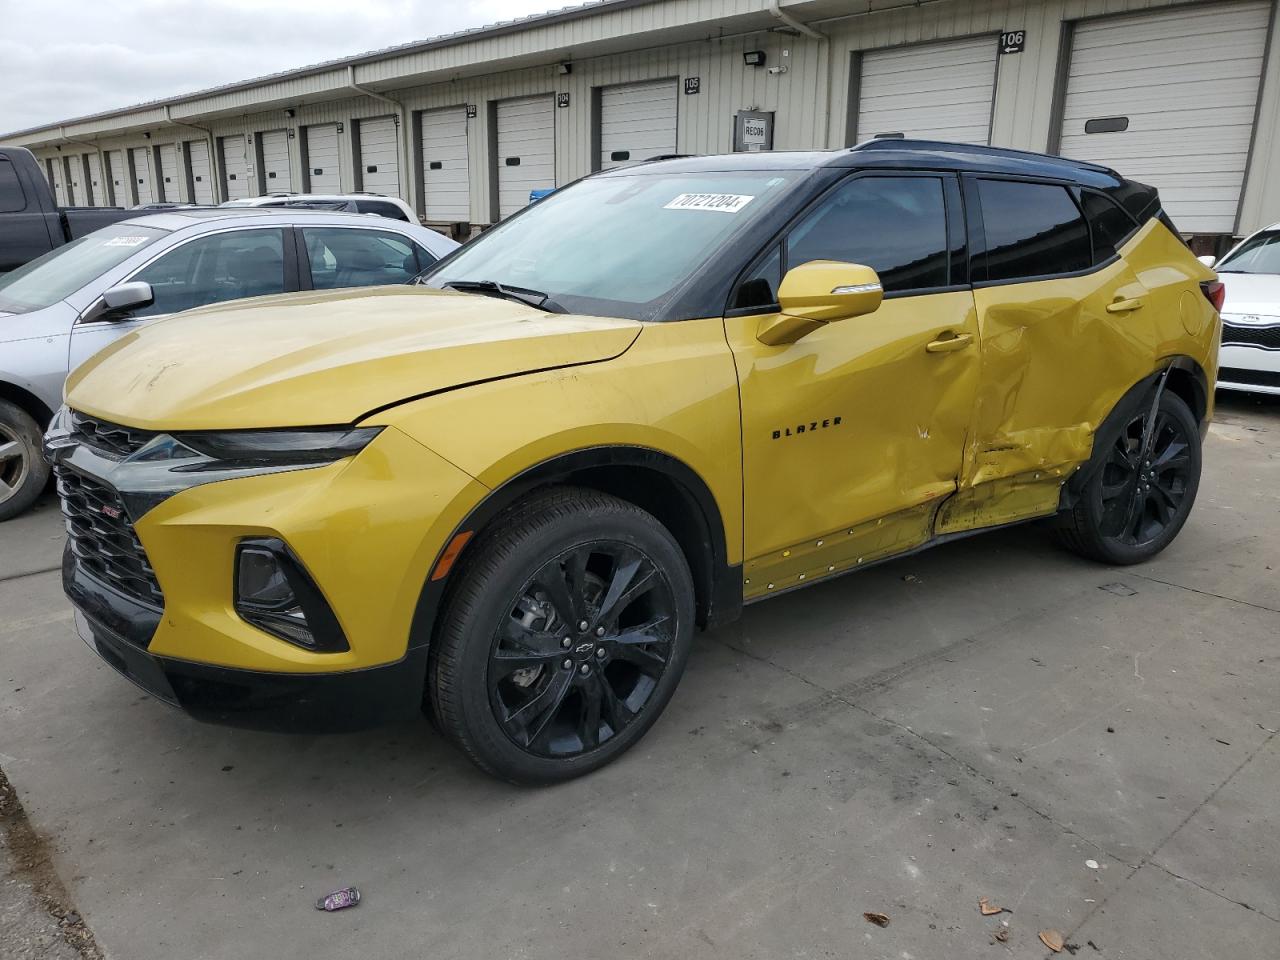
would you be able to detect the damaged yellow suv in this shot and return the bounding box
[49,141,1220,783]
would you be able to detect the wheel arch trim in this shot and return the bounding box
[408,444,742,655]
[1060,355,1207,510]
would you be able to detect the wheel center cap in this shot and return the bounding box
[573,641,595,658]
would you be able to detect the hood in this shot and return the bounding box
[65,286,642,430]
[1218,272,1280,320]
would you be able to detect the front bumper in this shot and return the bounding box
[49,415,487,729]
[67,546,429,732]
[1218,343,1280,395]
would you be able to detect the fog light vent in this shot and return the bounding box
[234,539,348,652]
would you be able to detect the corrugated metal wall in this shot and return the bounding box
[19,0,1280,235]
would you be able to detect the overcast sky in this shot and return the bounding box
[0,0,557,134]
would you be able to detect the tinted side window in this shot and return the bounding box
[355,200,410,222]
[303,228,419,289]
[978,180,1090,282]
[1080,190,1139,262]
[130,228,285,317]
[0,159,27,213]
[787,176,949,293]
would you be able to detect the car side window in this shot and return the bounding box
[0,159,28,213]
[785,176,949,293]
[977,179,1091,282]
[1079,190,1139,263]
[129,228,285,317]
[354,200,410,222]
[302,228,421,289]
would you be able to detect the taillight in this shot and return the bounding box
[1201,280,1225,313]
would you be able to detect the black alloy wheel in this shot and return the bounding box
[1097,406,1193,546]
[1055,389,1201,565]
[489,542,676,758]
[430,488,696,784]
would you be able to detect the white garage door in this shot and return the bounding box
[158,143,179,202]
[1058,1,1270,234]
[86,153,106,206]
[221,135,250,200]
[106,151,126,206]
[855,35,998,144]
[599,79,678,169]
[420,107,470,223]
[48,159,65,204]
[358,116,400,196]
[63,157,79,205]
[130,147,154,205]
[496,95,555,219]
[186,140,213,204]
[306,124,341,193]
[259,129,292,193]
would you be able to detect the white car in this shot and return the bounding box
[220,193,419,224]
[1207,223,1280,395]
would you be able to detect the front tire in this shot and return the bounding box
[429,487,696,785]
[0,400,50,523]
[1055,390,1201,565]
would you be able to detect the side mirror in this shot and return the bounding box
[101,281,155,312]
[757,261,883,346]
[1197,254,1217,268]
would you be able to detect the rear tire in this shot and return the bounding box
[0,400,49,523]
[428,487,696,785]
[1054,390,1200,565]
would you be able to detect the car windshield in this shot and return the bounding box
[426,170,801,319]
[1217,230,1280,275]
[0,224,168,315]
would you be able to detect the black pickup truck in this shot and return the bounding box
[0,146,134,274]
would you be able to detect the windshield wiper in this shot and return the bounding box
[440,279,567,313]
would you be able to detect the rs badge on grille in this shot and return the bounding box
[100,504,122,519]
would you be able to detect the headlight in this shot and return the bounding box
[172,427,382,470]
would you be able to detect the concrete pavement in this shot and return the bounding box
[1,392,1276,960]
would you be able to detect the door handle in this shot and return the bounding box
[1106,297,1145,314]
[925,332,974,353]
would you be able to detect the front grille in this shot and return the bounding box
[1222,322,1280,351]
[56,467,163,608]
[70,411,158,459]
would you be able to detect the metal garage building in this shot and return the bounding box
[5,0,1280,249]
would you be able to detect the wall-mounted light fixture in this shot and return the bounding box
[743,50,766,67]
[558,62,572,75]
[143,131,152,139]
[285,108,295,118]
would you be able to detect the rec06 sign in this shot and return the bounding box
[1000,30,1026,54]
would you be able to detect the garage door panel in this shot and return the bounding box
[600,80,677,169]
[420,107,470,223]
[1058,0,1268,234]
[305,125,341,194]
[856,36,997,145]
[221,135,250,200]
[359,117,400,197]
[158,144,179,201]
[497,95,555,218]
[86,154,105,206]
[185,141,213,205]
[259,130,291,193]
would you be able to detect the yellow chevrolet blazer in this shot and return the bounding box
[48,141,1221,783]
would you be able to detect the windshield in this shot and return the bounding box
[1218,231,1280,275]
[426,170,801,319]
[0,224,168,315]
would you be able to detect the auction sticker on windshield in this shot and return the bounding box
[664,193,755,213]
[104,236,151,247]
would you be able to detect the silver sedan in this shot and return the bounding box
[0,208,459,520]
